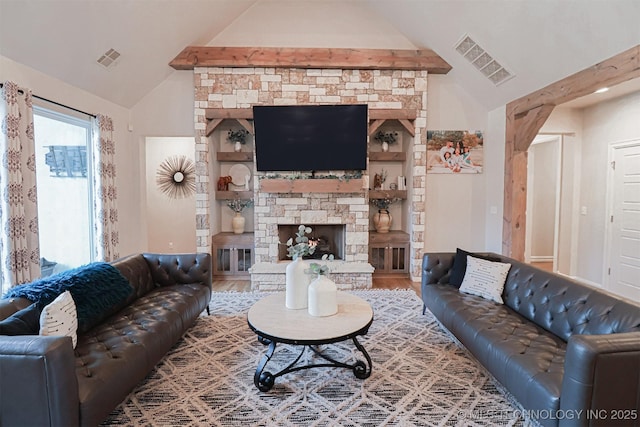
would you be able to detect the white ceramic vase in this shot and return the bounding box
[308,274,338,317]
[285,257,310,309]
[234,141,242,152]
[231,212,245,234]
[382,141,389,152]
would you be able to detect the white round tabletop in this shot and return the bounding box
[247,292,373,344]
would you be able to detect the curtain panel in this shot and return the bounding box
[0,81,41,292]
[92,114,119,262]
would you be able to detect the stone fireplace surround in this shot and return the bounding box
[192,66,428,289]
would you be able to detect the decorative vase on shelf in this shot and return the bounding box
[231,212,245,234]
[308,274,338,317]
[373,209,392,233]
[285,257,310,309]
[233,141,242,152]
[382,141,389,152]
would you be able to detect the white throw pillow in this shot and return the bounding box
[459,256,511,304]
[39,290,78,348]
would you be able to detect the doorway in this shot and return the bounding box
[525,135,561,271]
[604,140,640,300]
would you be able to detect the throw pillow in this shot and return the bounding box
[39,291,78,348]
[3,262,133,333]
[0,303,41,335]
[459,256,512,304]
[449,248,501,288]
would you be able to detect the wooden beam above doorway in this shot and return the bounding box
[170,46,452,73]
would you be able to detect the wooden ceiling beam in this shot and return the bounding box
[170,46,451,73]
[502,44,640,260]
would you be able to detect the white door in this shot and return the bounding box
[607,142,640,301]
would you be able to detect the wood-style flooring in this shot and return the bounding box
[213,277,421,296]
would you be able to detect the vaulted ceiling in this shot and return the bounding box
[1,0,638,110]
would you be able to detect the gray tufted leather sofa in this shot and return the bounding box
[0,252,212,427]
[422,252,640,427]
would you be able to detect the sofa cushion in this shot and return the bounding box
[449,248,501,287]
[3,262,133,333]
[39,291,78,348]
[0,303,41,335]
[459,256,511,304]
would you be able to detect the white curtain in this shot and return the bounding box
[0,81,41,293]
[92,114,119,262]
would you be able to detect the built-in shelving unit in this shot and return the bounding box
[217,152,253,162]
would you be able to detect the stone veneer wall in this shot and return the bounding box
[193,67,428,279]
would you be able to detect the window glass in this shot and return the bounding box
[33,106,94,276]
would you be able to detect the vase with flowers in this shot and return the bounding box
[226,199,253,234]
[374,130,398,152]
[370,197,400,233]
[227,128,249,152]
[308,254,337,317]
[283,225,316,309]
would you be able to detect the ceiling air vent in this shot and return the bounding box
[96,48,121,69]
[455,34,514,85]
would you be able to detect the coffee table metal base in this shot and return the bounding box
[254,336,372,392]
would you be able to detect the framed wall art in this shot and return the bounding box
[426,130,484,174]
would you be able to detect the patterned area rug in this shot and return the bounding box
[102,290,533,426]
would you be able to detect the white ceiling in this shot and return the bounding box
[1,0,639,110]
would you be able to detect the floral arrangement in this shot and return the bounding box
[370,197,401,211]
[283,225,316,260]
[374,130,398,145]
[309,254,335,276]
[227,129,249,144]
[226,199,253,213]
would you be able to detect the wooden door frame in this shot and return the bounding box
[503,45,640,260]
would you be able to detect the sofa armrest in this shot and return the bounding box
[0,335,79,427]
[142,253,212,290]
[559,332,640,427]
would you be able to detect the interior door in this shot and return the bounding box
[607,142,640,301]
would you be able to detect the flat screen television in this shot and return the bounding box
[253,104,368,172]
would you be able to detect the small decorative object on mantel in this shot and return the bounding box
[283,225,316,309]
[374,130,398,152]
[226,199,253,234]
[217,175,233,191]
[370,197,401,233]
[308,254,337,317]
[373,169,387,190]
[227,128,250,152]
[156,155,196,199]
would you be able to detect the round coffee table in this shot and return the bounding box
[247,291,373,391]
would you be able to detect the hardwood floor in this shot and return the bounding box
[212,276,420,296]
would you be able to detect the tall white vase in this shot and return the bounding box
[285,258,310,309]
[308,274,338,317]
[231,212,245,234]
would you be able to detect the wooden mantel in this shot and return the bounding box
[170,46,451,74]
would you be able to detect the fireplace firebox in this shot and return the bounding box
[278,225,345,261]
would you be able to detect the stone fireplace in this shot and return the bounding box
[191,66,428,288]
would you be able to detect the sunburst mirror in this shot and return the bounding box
[156,155,196,199]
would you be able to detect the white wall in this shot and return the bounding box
[424,74,491,252]
[541,90,640,284]
[0,55,143,259]
[145,137,196,253]
[484,106,506,253]
[528,140,557,259]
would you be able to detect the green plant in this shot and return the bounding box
[370,197,401,211]
[226,199,253,213]
[309,254,335,276]
[227,129,249,144]
[283,225,316,260]
[374,131,398,145]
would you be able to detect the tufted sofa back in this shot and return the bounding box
[496,254,640,342]
[142,253,211,289]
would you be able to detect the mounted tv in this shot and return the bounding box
[253,104,368,172]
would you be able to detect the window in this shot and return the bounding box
[33,105,94,276]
